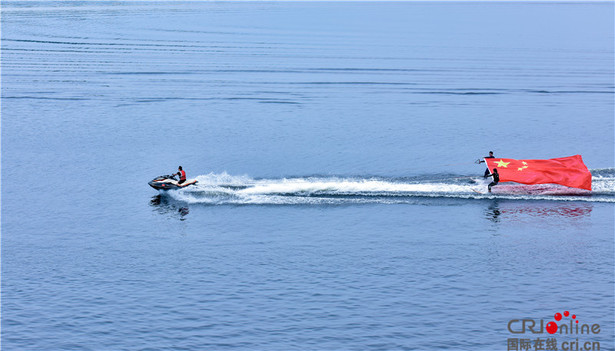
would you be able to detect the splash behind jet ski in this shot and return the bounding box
[148,174,198,190]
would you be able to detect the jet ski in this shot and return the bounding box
[148,174,198,190]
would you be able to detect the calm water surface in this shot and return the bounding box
[2,2,614,350]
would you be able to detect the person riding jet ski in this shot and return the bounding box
[174,166,187,185]
[148,166,197,190]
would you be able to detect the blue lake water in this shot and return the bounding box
[2,2,614,350]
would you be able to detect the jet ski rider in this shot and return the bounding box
[174,166,186,185]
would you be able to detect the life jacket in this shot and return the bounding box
[179,170,186,181]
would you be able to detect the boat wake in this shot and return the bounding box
[159,169,615,205]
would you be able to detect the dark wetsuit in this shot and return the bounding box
[482,155,495,177]
[177,170,186,184]
[487,171,499,192]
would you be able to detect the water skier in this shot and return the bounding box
[478,151,495,177]
[486,168,499,193]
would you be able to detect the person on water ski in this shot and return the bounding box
[486,168,499,193]
[477,151,495,177]
[174,166,186,185]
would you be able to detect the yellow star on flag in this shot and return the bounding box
[496,159,510,168]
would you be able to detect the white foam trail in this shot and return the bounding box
[238,178,470,195]
[591,175,615,194]
[195,172,254,186]
[161,172,615,205]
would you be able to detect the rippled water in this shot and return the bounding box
[2,2,614,350]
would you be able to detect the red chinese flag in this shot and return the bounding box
[484,155,592,191]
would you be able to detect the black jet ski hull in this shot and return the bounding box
[149,181,181,190]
